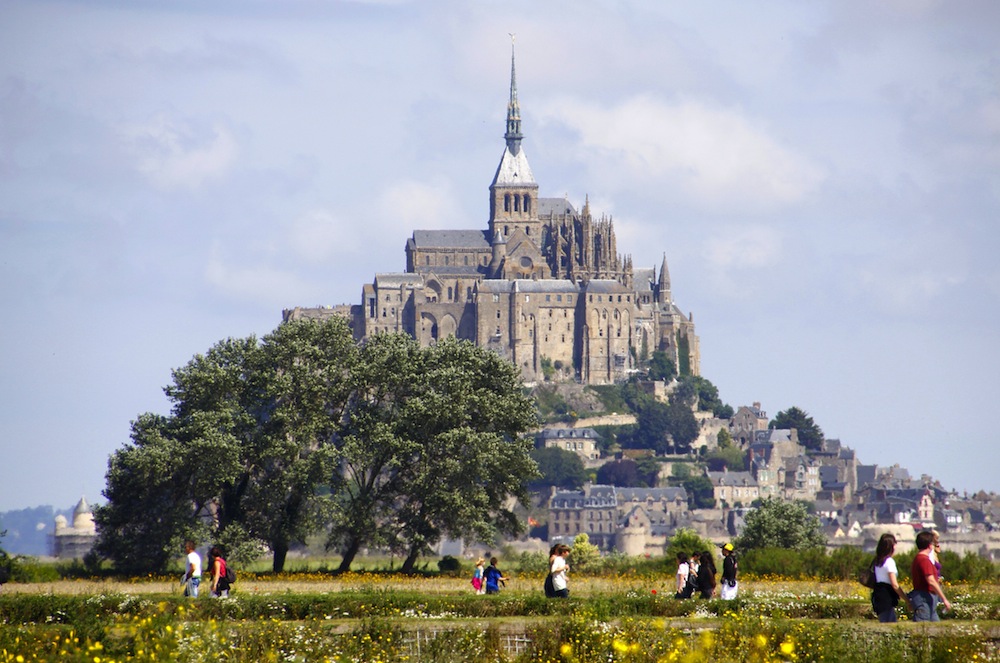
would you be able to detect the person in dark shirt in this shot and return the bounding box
[695,550,717,599]
[483,556,508,594]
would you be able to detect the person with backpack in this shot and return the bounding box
[208,545,233,598]
[871,533,910,622]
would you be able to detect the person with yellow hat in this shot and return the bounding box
[720,543,738,599]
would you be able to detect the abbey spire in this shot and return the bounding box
[490,38,539,238]
[504,43,524,156]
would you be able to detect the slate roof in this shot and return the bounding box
[410,229,492,250]
[538,197,578,217]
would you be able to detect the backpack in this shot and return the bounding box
[858,563,876,589]
[224,560,236,584]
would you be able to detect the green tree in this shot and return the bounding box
[735,497,825,551]
[705,446,746,472]
[770,406,825,451]
[682,475,716,509]
[647,350,676,382]
[596,458,645,487]
[339,335,539,573]
[570,532,601,572]
[665,528,716,562]
[530,447,587,490]
[96,319,356,573]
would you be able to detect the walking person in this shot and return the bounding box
[696,551,717,599]
[471,557,486,594]
[674,552,693,599]
[208,545,231,598]
[909,530,952,621]
[550,544,571,598]
[870,533,910,622]
[484,556,508,594]
[181,540,201,598]
[720,543,738,600]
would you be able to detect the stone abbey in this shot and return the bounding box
[284,50,700,385]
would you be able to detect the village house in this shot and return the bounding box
[547,484,688,554]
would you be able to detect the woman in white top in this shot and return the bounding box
[871,533,911,622]
[674,552,692,599]
[550,544,571,598]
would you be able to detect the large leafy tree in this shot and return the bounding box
[97,321,541,575]
[770,406,824,451]
[734,497,825,550]
[96,319,357,573]
[329,334,538,572]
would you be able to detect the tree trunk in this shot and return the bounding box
[338,539,361,573]
[272,539,288,574]
[400,547,420,574]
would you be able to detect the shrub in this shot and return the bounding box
[437,555,461,573]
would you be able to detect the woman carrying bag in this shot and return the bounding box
[871,533,911,622]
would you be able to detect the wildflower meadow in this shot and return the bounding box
[2,571,999,662]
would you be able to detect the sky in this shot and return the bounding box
[1,0,998,513]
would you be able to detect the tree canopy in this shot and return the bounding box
[95,320,539,574]
[530,447,587,490]
[734,497,825,551]
[770,406,825,451]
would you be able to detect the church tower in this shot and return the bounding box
[489,43,541,243]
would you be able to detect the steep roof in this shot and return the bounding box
[409,229,491,250]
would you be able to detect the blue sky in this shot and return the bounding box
[1,0,998,512]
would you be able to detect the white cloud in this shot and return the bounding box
[375,177,463,229]
[702,225,782,296]
[537,95,825,211]
[855,257,967,315]
[204,251,318,307]
[287,209,353,263]
[122,114,238,190]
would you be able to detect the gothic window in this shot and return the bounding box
[504,225,509,235]
[425,256,430,265]
[447,287,452,300]
[514,195,520,212]
[525,226,530,235]
[444,256,449,266]
[504,194,510,212]
[523,194,531,212]
[464,255,469,265]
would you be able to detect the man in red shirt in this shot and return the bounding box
[909,530,952,621]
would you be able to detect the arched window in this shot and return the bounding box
[504,194,510,212]
[525,226,530,235]
[514,195,520,212]
[447,286,453,300]
[523,195,531,213]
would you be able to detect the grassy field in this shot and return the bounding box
[2,574,999,662]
